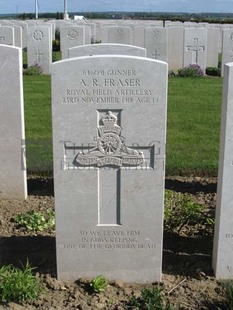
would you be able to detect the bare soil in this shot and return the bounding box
[0,176,228,309]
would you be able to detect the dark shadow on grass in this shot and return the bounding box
[165,178,217,194]
[163,232,213,277]
[28,177,54,196]
[0,236,56,276]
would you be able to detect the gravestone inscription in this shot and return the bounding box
[52,55,167,283]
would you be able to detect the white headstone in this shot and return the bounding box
[27,26,52,75]
[60,26,85,59]
[145,27,168,62]
[12,25,22,48]
[69,43,146,58]
[221,29,233,76]
[183,28,207,70]
[207,28,219,68]
[52,55,167,283]
[0,45,27,199]
[102,26,133,45]
[0,26,15,46]
[213,63,233,279]
[168,27,184,70]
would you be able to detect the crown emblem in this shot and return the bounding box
[98,111,121,136]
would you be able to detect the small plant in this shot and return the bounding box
[14,209,55,232]
[23,63,43,75]
[127,287,173,310]
[164,190,214,235]
[178,64,204,77]
[206,66,221,77]
[90,275,108,293]
[0,262,41,304]
[222,281,233,310]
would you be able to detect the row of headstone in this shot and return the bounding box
[0,18,231,73]
[2,20,233,283]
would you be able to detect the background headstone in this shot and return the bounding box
[60,26,85,59]
[183,28,207,70]
[0,45,27,199]
[221,29,233,76]
[213,63,233,279]
[168,27,184,70]
[0,26,15,46]
[27,26,52,74]
[69,43,146,58]
[145,27,168,62]
[52,55,167,283]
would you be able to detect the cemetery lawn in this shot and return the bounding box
[23,75,223,176]
[0,176,228,309]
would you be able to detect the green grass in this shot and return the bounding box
[166,77,222,175]
[23,75,223,176]
[23,75,52,172]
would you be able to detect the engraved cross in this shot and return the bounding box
[62,111,154,226]
[186,38,204,64]
[34,49,43,63]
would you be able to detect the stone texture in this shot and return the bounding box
[0,45,27,199]
[206,27,219,68]
[52,55,167,283]
[69,43,146,58]
[213,63,233,279]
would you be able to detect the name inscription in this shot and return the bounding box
[61,68,159,105]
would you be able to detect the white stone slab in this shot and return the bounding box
[0,26,15,46]
[183,28,207,70]
[27,26,52,75]
[213,63,233,279]
[0,45,27,199]
[52,55,167,283]
[69,43,146,58]
[221,29,233,76]
[168,27,184,70]
[207,28,219,68]
[145,27,168,62]
[102,26,133,44]
[60,26,85,59]
[12,25,22,48]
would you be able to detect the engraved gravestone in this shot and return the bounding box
[144,27,168,62]
[52,55,167,282]
[213,63,233,279]
[183,28,207,69]
[60,26,85,59]
[0,45,27,199]
[27,26,52,74]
